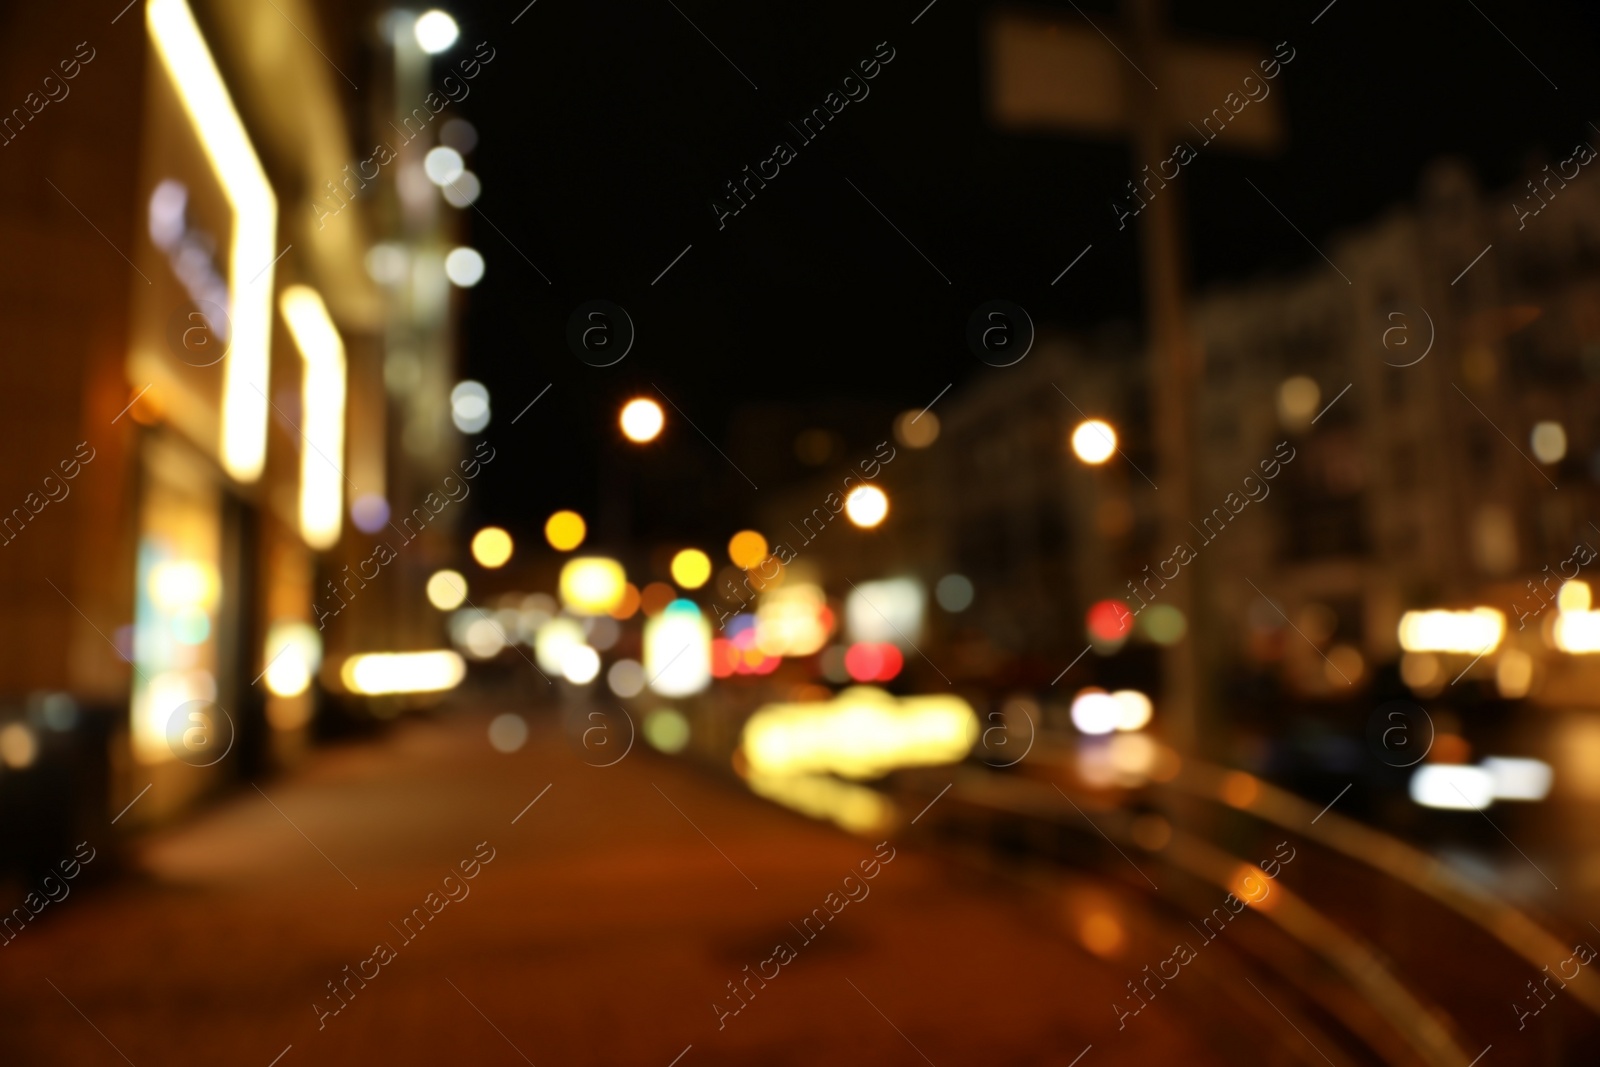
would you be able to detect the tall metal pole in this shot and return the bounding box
[1125,0,1201,753]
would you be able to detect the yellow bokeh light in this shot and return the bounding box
[1229,863,1277,911]
[1555,611,1600,653]
[1398,607,1504,654]
[341,651,465,695]
[1219,771,1259,809]
[1070,419,1117,464]
[755,582,831,658]
[1276,376,1320,429]
[742,686,979,779]
[640,581,677,616]
[149,560,219,611]
[545,510,586,552]
[0,723,39,770]
[262,622,320,699]
[1496,648,1533,698]
[893,409,940,449]
[1559,580,1592,614]
[608,582,641,620]
[426,569,468,611]
[670,548,712,589]
[747,772,894,835]
[728,530,768,569]
[471,527,514,568]
[620,398,664,443]
[844,485,889,528]
[560,556,627,615]
[1078,911,1125,958]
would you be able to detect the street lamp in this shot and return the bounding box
[1070,419,1117,464]
[620,398,664,443]
[844,485,889,528]
[413,9,460,54]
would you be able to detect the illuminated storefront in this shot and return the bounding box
[120,0,373,812]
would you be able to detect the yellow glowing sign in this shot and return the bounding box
[341,651,465,695]
[1397,608,1505,654]
[742,686,978,780]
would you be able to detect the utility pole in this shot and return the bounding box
[987,2,1287,753]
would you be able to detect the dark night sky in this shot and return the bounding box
[439,0,1600,544]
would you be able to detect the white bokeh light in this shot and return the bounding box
[560,644,601,685]
[607,658,645,698]
[487,713,528,753]
[1531,421,1567,464]
[424,146,465,186]
[450,380,490,433]
[1070,690,1121,735]
[442,171,481,207]
[413,10,460,54]
[445,247,485,288]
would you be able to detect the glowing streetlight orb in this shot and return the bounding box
[426,569,468,610]
[728,530,768,569]
[1071,419,1117,464]
[544,510,586,552]
[470,526,513,568]
[670,548,712,589]
[413,9,460,53]
[620,398,664,443]
[844,485,889,528]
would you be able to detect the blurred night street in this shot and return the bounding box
[8,0,1600,1063]
[0,702,1233,1066]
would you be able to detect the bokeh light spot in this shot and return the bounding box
[471,526,513,568]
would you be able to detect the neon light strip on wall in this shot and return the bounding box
[279,286,346,550]
[148,0,277,483]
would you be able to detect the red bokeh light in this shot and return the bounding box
[1086,599,1134,642]
[844,642,903,683]
[844,642,883,682]
[875,644,903,681]
[710,638,738,678]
